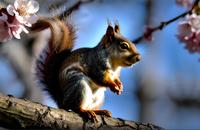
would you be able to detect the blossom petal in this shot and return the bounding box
[15,13,26,24]
[6,5,15,16]
[25,14,38,24]
[178,22,192,37]
[12,31,21,39]
[16,26,22,34]
[14,0,29,10]
[26,0,39,14]
[20,25,29,33]
[0,21,13,42]
[188,14,200,33]
[24,22,32,27]
[0,13,8,21]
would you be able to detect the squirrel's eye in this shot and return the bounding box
[119,42,129,50]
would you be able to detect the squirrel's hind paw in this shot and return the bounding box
[78,109,98,122]
[94,110,112,117]
[77,109,112,122]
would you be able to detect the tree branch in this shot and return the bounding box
[133,0,200,44]
[56,0,95,20]
[0,93,164,130]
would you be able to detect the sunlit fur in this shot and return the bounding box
[58,24,141,111]
[100,24,141,68]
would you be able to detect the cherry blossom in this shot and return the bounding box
[177,14,200,54]
[6,0,39,27]
[188,13,200,33]
[176,0,200,55]
[0,0,39,42]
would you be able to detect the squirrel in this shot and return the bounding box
[32,18,141,121]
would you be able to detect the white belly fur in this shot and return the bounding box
[80,79,106,110]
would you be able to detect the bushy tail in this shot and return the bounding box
[32,18,75,106]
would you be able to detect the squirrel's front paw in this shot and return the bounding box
[114,79,123,95]
[109,79,123,95]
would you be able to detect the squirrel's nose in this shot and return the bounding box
[127,53,141,63]
[135,54,141,62]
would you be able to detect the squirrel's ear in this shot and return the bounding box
[101,25,114,48]
[115,20,120,33]
[106,25,114,37]
[114,24,120,33]
[114,20,120,33]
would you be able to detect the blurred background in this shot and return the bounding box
[0,0,200,129]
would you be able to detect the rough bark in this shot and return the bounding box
[0,93,164,130]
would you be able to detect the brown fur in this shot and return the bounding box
[34,18,75,106]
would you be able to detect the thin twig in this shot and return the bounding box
[133,0,200,44]
[58,0,95,20]
[48,0,69,11]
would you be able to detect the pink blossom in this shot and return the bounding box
[188,13,200,33]
[0,9,29,42]
[0,0,39,42]
[177,22,192,39]
[6,0,39,27]
[0,13,12,42]
[177,20,200,54]
[184,33,200,53]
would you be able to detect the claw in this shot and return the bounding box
[78,109,98,122]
